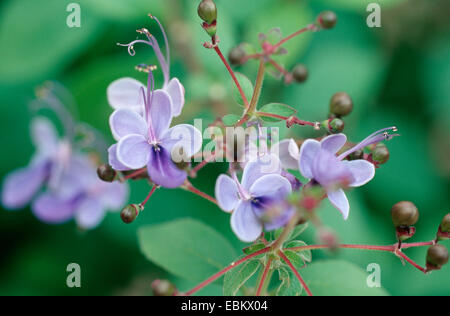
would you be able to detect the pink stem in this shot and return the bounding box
[255,258,273,296]
[278,250,313,296]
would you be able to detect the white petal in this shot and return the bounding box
[116,134,151,169]
[230,201,263,243]
[271,139,299,170]
[298,139,320,179]
[320,133,347,154]
[215,175,240,212]
[327,189,350,220]
[109,109,148,141]
[107,77,146,112]
[344,159,375,187]
[164,78,185,117]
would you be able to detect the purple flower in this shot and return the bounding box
[298,128,398,219]
[2,117,74,209]
[215,155,294,242]
[108,73,202,188]
[108,17,184,117]
[31,155,128,229]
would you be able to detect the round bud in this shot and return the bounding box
[440,213,450,233]
[348,148,364,161]
[197,0,217,24]
[292,64,308,83]
[120,204,140,224]
[391,201,419,227]
[97,164,116,182]
[328,118,345,134]
[372,143,390,165]
[329,92,353,117]
[228,46,246,66]
[317,11,337,30]
[426,245,449,269]
[151,279,177,296]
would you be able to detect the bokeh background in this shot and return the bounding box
[0,0,449,295]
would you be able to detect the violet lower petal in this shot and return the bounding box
[147,146,187,188]
[230,200,263,243]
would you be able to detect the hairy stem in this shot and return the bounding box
[213,43,250,108]
[255,258,273,296]
[183,247,271,296]
[278,250,313,296]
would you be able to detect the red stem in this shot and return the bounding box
[273,25,314,50]
[268,59,290,77]
[257,112,316,127]
[395,251,427,274]
[190,152,216,177]
[184,247,271,296]
[213,44,250,108]
[123,168,147,181]
[255,258,273,296]
[277,250,313,297]
[141,185,158,207]
[185,183,218,205]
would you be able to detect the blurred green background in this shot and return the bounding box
[0,0,449,296]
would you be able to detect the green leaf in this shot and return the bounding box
[222,114,241,127]
[232,72,253,107]
[283,250,305,269]
[242,242,267,255]
[258,103,297,122]
[138,218,237,282]
[275,267,303,296]
[223,258,261,296]
[284,241,312,263]
[301,260,389,296]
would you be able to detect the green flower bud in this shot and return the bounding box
[372,143,390,165]
[198,0,217,24]
[292,64,308,83]
[426,245,449,271]
[391,201,419,227]
[440,214,450,233]
[228,46,246,65]
[348,148,364,160]
[327,118,345,134]
[329,92,353,117]
[97,164,116,182]
[151,279,177,296]
[317,11,337,29]
[120,204,141,224]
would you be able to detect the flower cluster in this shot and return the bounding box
[1,83,128,229]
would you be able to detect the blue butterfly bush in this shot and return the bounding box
[2,0,449,297]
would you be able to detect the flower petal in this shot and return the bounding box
[2,161,48,209]
[108,144,131,171]
[241,154,282,191]
[109,109,148,141]
[117,134,151,170]
[327,189,350,220]
[147,146,187,188]
[320,133,347,154]
[31,193,76,224]
[99,181,129,210]
[75,198,105,230]
[298,139,320,179]
[215,174,240,213]
[230,201,263,243]
[107,77,146,112]
[148,90,173,139]
[312,149,354,188]
[161,124,203,160]
[164,78,185,117]
[31,117,59,155]
[344,159,375,187]
[320,134,347,155]
[271,139,299,170]
[249,174,292,200]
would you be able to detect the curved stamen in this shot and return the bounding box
[231,170,251,201]
[338,127,399,160]
[144,71,157,143]
[150,14,170,71]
